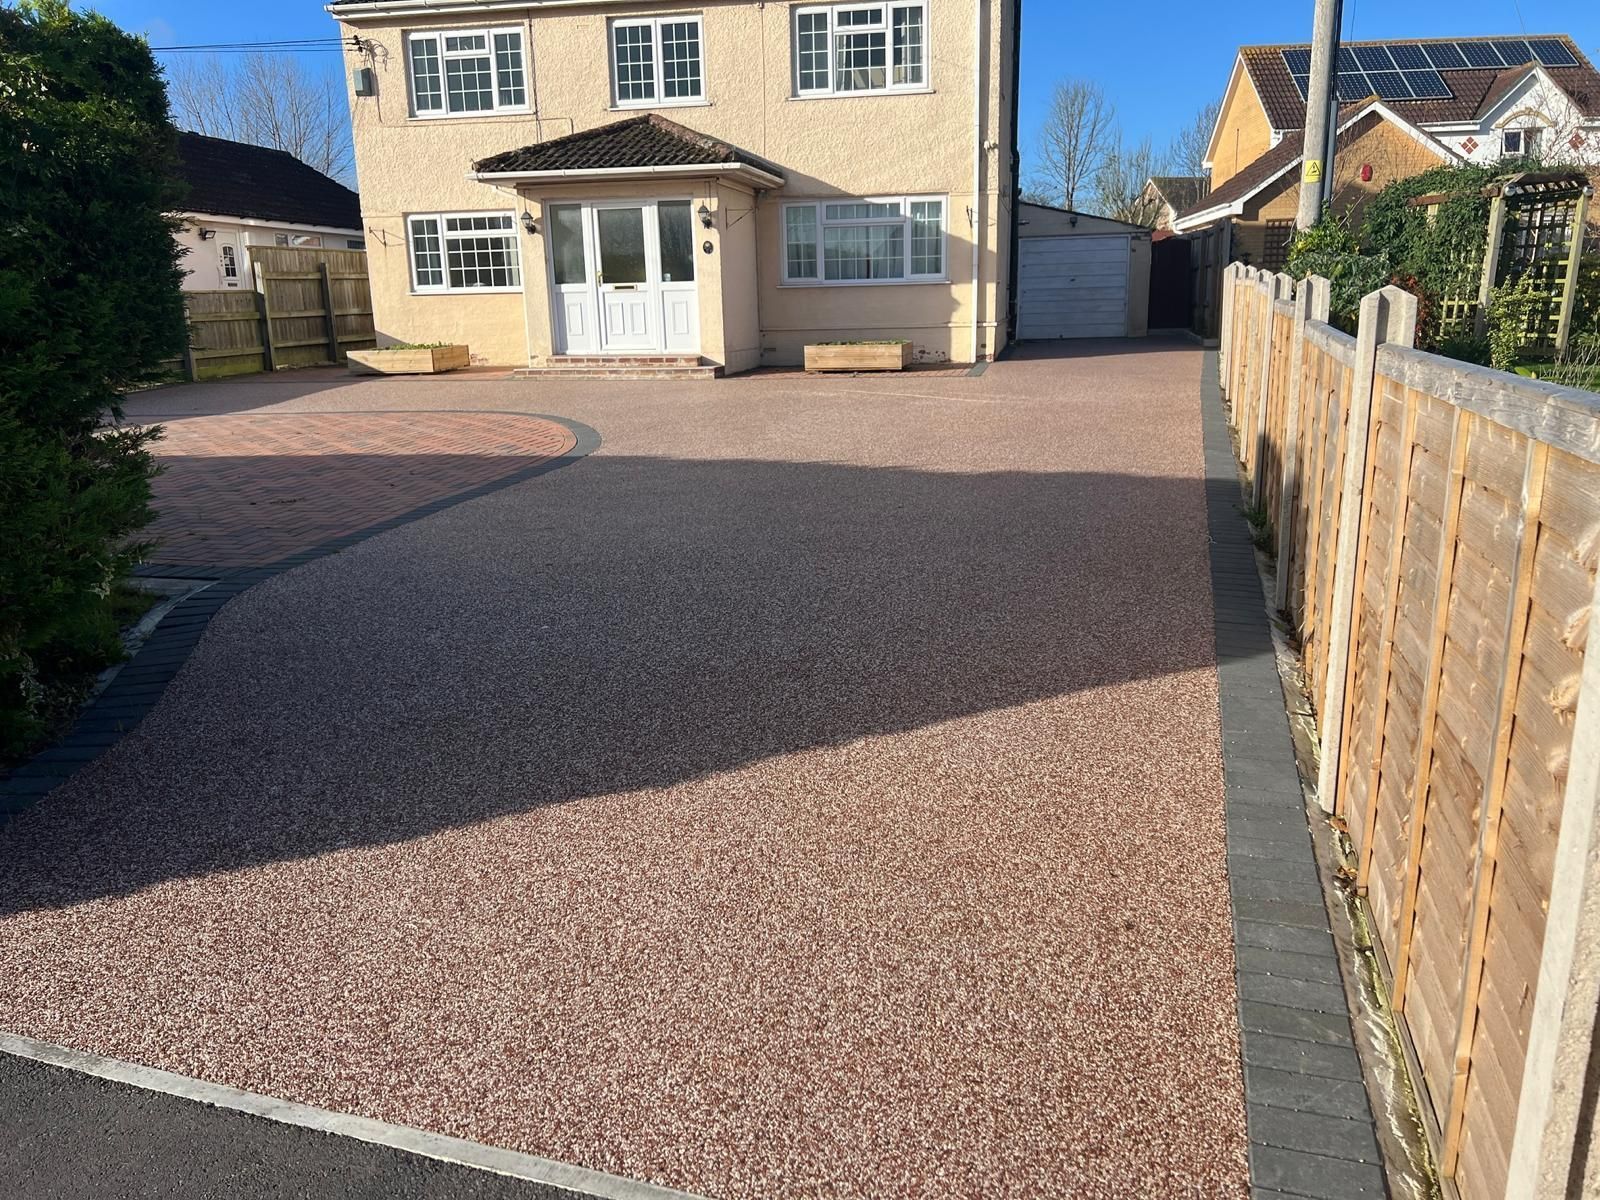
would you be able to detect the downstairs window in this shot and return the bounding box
[408,212,523,292]
[782,196,945,284]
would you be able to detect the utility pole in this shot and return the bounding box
[1296,0,1343,229]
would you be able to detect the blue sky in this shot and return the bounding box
[94,0,1600,168]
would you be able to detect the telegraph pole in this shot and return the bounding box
[1296,0,1343,229]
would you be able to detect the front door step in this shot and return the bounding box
[514,355,719,381]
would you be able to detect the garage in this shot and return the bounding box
[1015,203,1151,340]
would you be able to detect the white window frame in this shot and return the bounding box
[407,211,524,294]
[609,15,706,108]
[792,2,930,98]
[405,26,530,119]
[780,194,947,286]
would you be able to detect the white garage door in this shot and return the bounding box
[1016,235,1130,340]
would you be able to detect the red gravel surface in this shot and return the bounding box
[0,343,1248,1198]
[143,411,577,567]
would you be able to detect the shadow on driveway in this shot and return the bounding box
[0,451,1224,917]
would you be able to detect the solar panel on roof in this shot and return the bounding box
[1402,69,1452,98]
[1458,41,1503,68]
[1288,73,1311,100]
[1388,44,1431,70]
[1337,47,1361,71]
[1366,70,1413,99]
[1353,46,1395,72]
[1282,48,1312,75]
[1336,72,1373,101]
[1528,39,1578,68]
[1423,42,1469,69]
[1491,39,1534,65]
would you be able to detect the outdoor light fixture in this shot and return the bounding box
[199,228,216,241]
[520,211,539,235]
[698,203,713,229]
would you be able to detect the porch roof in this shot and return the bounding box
[470,115,786,189]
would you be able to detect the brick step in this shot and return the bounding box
[513,365,719,381]
[545,354,705,368]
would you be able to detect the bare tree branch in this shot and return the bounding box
[1091,135,1170,225]
[1167,99,1222,180]
[1027,80,1116,211]
[166,53,354,184]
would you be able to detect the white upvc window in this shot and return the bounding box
[406,26,528,117]
[781,195,945,284]
[1501,127,1543,157]
[793,3,927,96]
[407,212,523,293]
[611,15,705,107]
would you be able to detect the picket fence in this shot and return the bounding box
[1220,262,1600,1200]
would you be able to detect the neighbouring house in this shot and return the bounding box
[171,132,365,292]
[1139,176,1210,233]
[1015,202,1149,339]
[1172,34,1600,268]
[326,0,1021,372]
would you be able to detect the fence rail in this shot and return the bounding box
[175,247,375,381]
[1221,262,1600,1200]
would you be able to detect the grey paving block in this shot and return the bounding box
[1233,898,1331,931]
[1230,876,1324,907]
[1235,919,1337,957]
[1238,972,1351,1014]
[1241,1001,1355,1047]
[1249,1103,1382,1163]
[1245,1066,1373,1120]
[1249,1144,1387,1198]
[1228,855,1321,885]
[1235,947,1343,984]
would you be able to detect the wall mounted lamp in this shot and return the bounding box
[199,228,217,241]
[520,211,539,236]
[698,203,714,229]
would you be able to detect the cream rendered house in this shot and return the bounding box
[326,0,1020,374]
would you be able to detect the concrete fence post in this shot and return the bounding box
[1273,275,1331,610]
[1315,284,1418,813]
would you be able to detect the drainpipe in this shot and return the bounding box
[1004,0,1022,348]
[970,0,985,363]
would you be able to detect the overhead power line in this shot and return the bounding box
[151,39,351,54]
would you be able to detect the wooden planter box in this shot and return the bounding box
[804,342,913,372]
[347,345,470,375]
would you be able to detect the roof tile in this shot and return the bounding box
[474,114,783,179]
[174,133,360,230]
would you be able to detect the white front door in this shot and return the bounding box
[548,200,700,356]
[595,205,655,350]
[217,232,244,289]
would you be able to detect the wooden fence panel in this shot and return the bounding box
[1217,269,1600,1199]
[183,289,264,379]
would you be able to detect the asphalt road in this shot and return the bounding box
[0,1053,585,1200]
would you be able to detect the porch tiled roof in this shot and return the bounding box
[473,114,784,180]
[1238,35,1600,131]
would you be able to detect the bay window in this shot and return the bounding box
[793,3,927,96]
[408,212,523,293]
[407,27,528,117]
[611,16,705,107]
[782,196,946,284]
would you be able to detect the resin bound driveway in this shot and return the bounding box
[0,345,1250,1198]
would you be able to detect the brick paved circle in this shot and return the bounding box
[144,412,579,569]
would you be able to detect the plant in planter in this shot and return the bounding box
[803,339,914,372]
[347,342,470,375]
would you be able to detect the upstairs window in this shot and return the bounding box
[407,27,528,116]
[611,16,705,107]
[793,3,927,96]
[1501,127,1543,157]
[782,195,945,284]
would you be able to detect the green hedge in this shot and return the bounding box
[0,1,187,761]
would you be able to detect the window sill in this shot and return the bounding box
[409,108,533,122]
[411,287,525,296]
[609,99,711,111]
[778,277,949,288]
[787,88,935,102]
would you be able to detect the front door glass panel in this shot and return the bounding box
[657,201,695,283]
[596,207,647,283]
[549,204,586,285]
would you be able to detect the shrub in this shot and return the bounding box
[1285,215,1391,332]
[0,0,186,760]
[1486,273,1544,373]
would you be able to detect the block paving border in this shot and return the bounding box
[0,412,600,820]
[1201,355,1390,1199]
